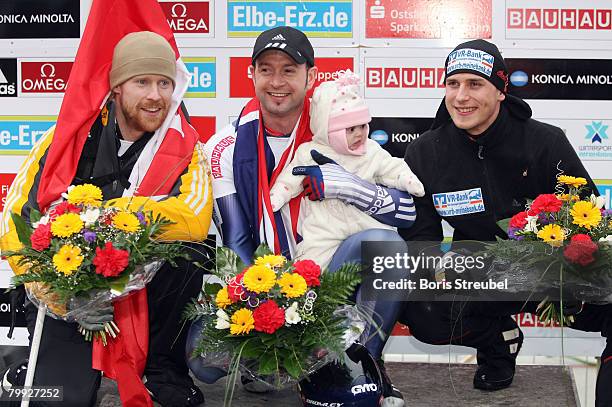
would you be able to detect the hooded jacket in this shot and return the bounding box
[400,104,596,243]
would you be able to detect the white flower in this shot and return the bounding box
[215,309,230,330]
[590,194,606,209]
[525,215,539,233]
[285,302,301,325]
[61,185,76,200]
[32,215,50,229]
[80,208,100,226]
[599,235,612,244]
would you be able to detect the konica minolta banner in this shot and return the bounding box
[0,0,80,39]
[506,58,612,100]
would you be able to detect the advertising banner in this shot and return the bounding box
[506,0,612,41]
[0,0,80,39]
[191,116,216,142]
[369,117,433,158]
[0,59,17,98]
[365,57,445,99]
[159,0,213,36]
[365,0,491,39]
[595,179,612,210]
[19,60,73,97]
[541,118,612,163]
[0,173,16,212]
[0,116,56,155]
[506,58,612,100]
[184,57,216,98]
[229,56,354,98]
[227,0,353,38]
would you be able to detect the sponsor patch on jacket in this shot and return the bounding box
[447,48,494,77]
[432,187,485,217]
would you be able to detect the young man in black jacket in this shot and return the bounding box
[399,39,611,406]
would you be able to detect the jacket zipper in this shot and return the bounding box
[478,145,498,223]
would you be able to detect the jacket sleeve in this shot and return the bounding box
[107,142,213,242]
[0,127,56,275]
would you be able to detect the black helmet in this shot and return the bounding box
[298,343,384,407]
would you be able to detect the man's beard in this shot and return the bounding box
[119,99,169,134]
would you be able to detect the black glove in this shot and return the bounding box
[74,304,114,331]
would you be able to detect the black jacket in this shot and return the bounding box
[400,106,596,243]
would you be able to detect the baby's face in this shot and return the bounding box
[346,124,367,151]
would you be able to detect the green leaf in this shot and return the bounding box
[496,217,511,233]
[204,283,223,297]
[216,247,245,279]
[10,212,33,246]
[254,244,273,259]
[29,208,42,224]
[258,352,279,375]
[240,341,264,359]
[108,273,130,293]
[282,352,302,378]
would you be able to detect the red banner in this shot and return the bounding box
[365,0,492,39]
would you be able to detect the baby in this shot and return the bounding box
[270,71,424,268]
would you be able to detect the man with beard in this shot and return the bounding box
[399,39,611,406]
[201,26,416,406]
[0,31,212,406]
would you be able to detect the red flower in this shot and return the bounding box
[293,259,321,287]
[93,242,130,277]
[30,223,52,251]
[509,211,528,229]
[530,194,563,214]
[228,270,247,302]
[51,201,80,217]
[253,300,285,334]
[563,234,598,267]
[571,234,592,243]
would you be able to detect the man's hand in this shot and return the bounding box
[75,304,114,331]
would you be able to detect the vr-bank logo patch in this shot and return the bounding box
[433,187,485,217]
[446,48,494,77]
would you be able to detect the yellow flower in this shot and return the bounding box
[52,245,83,275]
[112,212,141,233]
[536,224,566,247]
[570,201,602,229]
[243,265,276,293]
[254,254,286,268]
[277,272,307,298]
[66,184,103,206]
[557,175,587,188]
[215,287,233,309]
[229,308,254,335]
[51,213,84,237]
[556,194,579,202]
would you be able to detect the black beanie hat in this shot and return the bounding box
[431,39,532,130]
[444,39,508,93]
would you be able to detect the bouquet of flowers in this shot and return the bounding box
[185,245,362,404]
[4,183,185,344]
[488,175,612,325]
